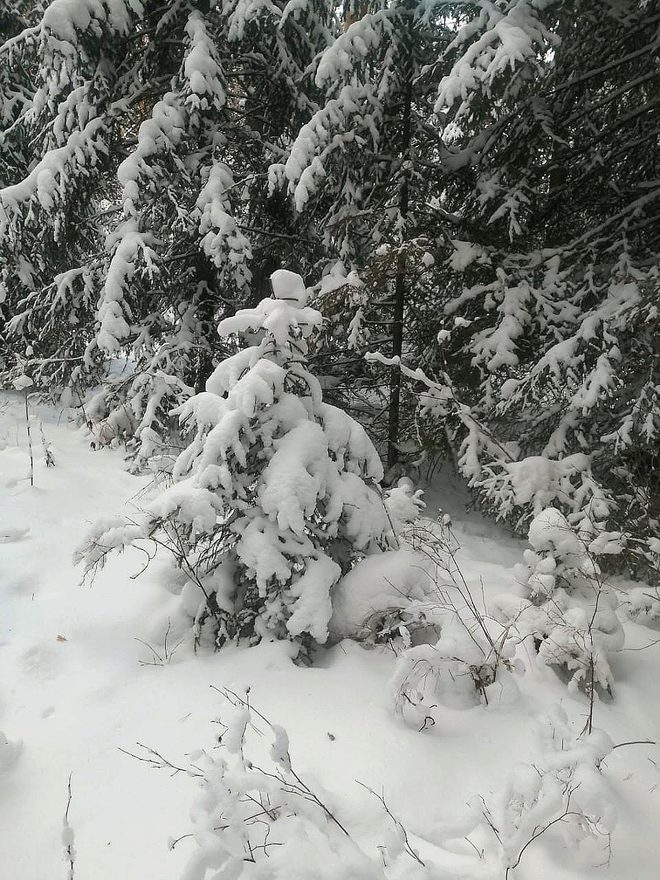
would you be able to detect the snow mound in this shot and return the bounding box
[528,507,582,555]
[270,268,308,306]
[329,550,436,640]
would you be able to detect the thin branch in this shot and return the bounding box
[356,781,425,866]
[612,739,657,751]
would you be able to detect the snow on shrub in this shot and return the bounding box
[465,706,617,876]
[386,517,518,723]
[176,697,615,880]
[180,691,387,880]
[494,508,625,697]
[392,627,499,718]
[390,606,518,726]
[382,477,426,534]
[619,585,660,628]
[85,369,194,469]
[76,271,400,652]
[328,549,436,643]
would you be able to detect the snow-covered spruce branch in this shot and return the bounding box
[366,350,516,463]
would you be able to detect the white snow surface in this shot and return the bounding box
[1,393,659,879]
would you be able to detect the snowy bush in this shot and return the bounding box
[177,689,388,880]
[392,627,503,721]
[619,584,660,629]
[328,548,436,644]
[382,478,426,535]
[77,271,397,653]
[164,689,453,879]
[327,481,428,643]
[494,508,625,698]
[388,517,517,723]
[175,693,619,880]
[467,706,617,877]
[391,600,517,727]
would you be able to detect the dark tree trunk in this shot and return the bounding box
[387,7,414,473]
[193,254,221,394]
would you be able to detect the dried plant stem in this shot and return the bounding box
[63,774,75,880]
[24,390,34,487]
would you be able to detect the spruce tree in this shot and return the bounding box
[77,270,395,651]
[270,1,454,474]
[425,0,659,557]
[0,0,332,456]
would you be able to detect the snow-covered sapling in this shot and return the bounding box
[468,706,616,877]
[495,508,625,702]
[77,271,395,653]
[39,421,55,467]
[62,775,75,880]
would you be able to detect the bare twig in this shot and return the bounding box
[118,742,202,777]
[214,687,353,838]
[62,774,75,880]
[24,390,34,487]
[612,739,657,751]
[356,781,425,866]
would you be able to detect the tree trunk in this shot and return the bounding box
[193,254,221,394]
[387,7,414,473]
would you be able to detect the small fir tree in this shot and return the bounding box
[77,270,395,652]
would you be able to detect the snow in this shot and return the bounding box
[183,12,226,108]
[383,480,426,533]
[505,452,594,514]
[435,4,553,116]
[1,393,660,879]
[12,374,34,390]
[117,93,186,215]
[528,506,584,556]
[448,239,484,271]
[260,421,330,534]
[329,550,435,640]
[314,13,385,87]
[318,402,384,481]
[286,555,341,643]
[471,283,531,371]
[40,0,140,43]
[218,296,322,346]
[97,218,158,354]
[270,268,309,305]
[195,162,251,285]
[0,116,107,237]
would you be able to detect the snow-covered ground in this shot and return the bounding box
[1,391,658,879]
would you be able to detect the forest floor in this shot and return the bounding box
[1,390,659,880]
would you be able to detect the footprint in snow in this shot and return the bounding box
[0,732,22,771]
[0,525,30,543]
